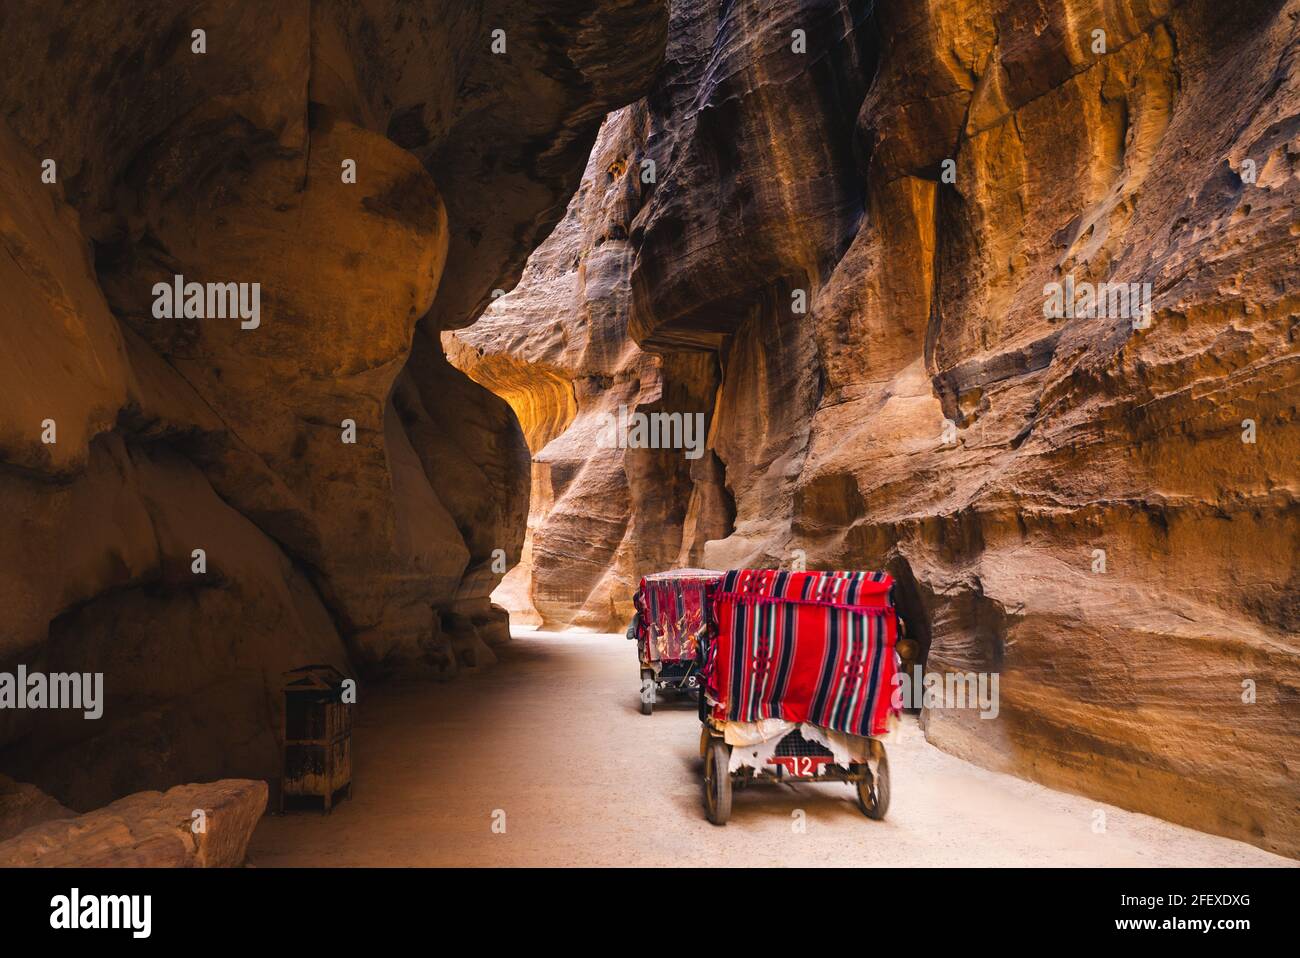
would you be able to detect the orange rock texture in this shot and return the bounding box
[0,1,666,808]
[0,778,266,867]
[448,110,722,630]
[451,0,1299,856]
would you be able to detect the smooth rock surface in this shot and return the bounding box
[0,1,666,810]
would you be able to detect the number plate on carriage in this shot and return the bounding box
[768,755,833,776]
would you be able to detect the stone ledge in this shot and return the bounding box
[0,778,267,868]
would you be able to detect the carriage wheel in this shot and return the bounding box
[856,747,890,821]
[703,738,733,825]
[640,670,655,715]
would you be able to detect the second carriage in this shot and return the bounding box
[627,568,722,715]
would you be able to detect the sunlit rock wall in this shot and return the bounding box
[450,103,733,631]
[454,0,1300,855]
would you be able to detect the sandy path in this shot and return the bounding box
[248,630,1294,867]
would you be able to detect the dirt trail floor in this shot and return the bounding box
[249,631,1295,867]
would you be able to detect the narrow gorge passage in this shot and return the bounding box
[0,0,1296,902]
[447,0,1300,863]
[248,630,1290,868]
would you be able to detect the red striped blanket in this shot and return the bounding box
[704,569,899,737]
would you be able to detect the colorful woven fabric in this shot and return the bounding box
[704,569,899,737]
[633,570,723,666]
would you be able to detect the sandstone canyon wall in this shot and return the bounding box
[0,0,666,810]
[452,0,1299,856]
[447,108,725,630]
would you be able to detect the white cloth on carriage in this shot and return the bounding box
[723,720,874,772]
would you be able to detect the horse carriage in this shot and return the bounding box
[626,568,722,715]
[629,566,901,822]
[698,568,901,824]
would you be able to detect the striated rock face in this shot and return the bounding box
[454,0,875,625]
[0,1,666,809]
[449,109,719,629]
[0,778,266,868]
[453,0,1300,856]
